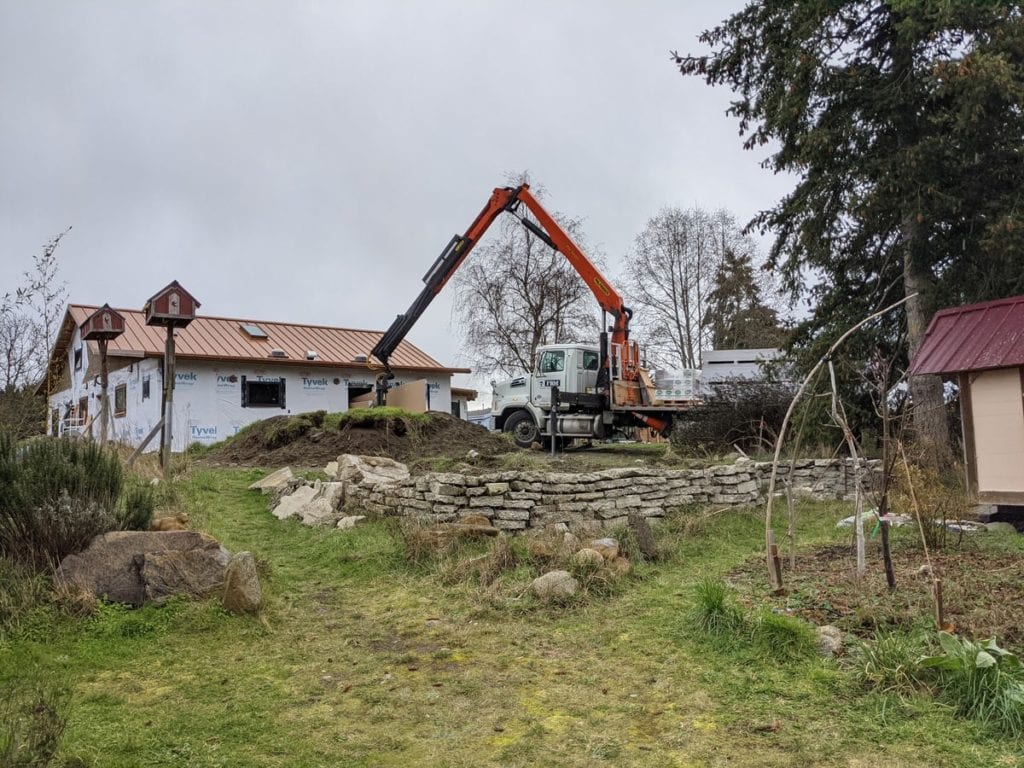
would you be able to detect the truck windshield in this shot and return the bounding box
[539,350,565,374]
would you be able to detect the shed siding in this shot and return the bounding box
[970,368,1024,496]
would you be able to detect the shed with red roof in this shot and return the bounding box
[910,295,1024,505]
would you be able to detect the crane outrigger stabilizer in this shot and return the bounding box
[370,184,641,407]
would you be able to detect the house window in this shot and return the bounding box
[74,346,82,371]
[51,409,59,436]
[451,400,460,418]
[241,376,286,408]
[78,396,88,424]
[142,376,151,400]
[114,384,127,417]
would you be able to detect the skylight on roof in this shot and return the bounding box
[240,323,268,339]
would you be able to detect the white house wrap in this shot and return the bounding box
[44,305,468,451]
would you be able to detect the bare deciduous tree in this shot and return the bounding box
[622,208,761,369]
[0,230,70,438]
[454,177,600,378]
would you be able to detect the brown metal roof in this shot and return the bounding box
[910,294,1024,375]
[55,304,469,374]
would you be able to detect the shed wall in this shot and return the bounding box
[969,367,1024,499]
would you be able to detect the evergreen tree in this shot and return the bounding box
[704,249,786,350]
[675,3,1024,455]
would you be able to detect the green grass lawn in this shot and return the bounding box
[2,469,1021,767]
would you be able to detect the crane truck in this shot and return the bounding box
[370,184,698,448]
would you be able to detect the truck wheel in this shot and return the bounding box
[503,410,540,449]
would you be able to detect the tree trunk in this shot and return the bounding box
[903,217,951,464]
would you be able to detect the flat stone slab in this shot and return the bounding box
[248,467,295,494]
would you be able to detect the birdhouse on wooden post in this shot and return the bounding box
[80,304,125,447]
[144,281,200,473]
[81,304,126,341]
[144,280,199,327]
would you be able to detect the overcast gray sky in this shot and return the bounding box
[0,1,793,392]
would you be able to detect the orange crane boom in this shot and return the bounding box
[371,184,639,385]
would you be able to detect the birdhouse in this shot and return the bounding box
[144,280,199,327]
[80,304,126,341]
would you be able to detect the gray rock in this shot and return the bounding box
[337,454,410,488]
[324,460,339,478]
[588,538,619,560]
[530,570,579,602]
[943,519,985,533]
[142,545,231,603]
[627,512,658,560]
[272,484,317,520]
[248,466,294,494]
[337,515,367,530]
[572,548,604,567]
[222,552,262,614]
[55,530,229,607]
[816,625,844,658]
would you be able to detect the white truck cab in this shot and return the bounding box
[492,344,604,447]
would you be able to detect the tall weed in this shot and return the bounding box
[0,679,70,767]
[691,578,745,635]
[920,632,1024,738]
[857,631,930,696]
[750,609,816,661]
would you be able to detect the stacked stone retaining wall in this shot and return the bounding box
[353,458,880,532]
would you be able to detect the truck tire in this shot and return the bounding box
[503,410,540,449]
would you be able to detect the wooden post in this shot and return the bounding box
[767,528,784,593]
[160,326,176,474]
[550,387,559,457]
[127,419,164,468]
[98,338,110,446]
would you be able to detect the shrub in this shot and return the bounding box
[0,679,69,767]
[920,632,1024,738]
[0,433,152,569]
[671,378,793,455]
[751,609,816,661]
[691,578,745,635]
[890,458,969,551]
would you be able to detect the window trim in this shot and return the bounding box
[113,383,127,417]
[241,376,287,409]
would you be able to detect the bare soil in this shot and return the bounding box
[730,537,1024,645]
[200,411,515,468]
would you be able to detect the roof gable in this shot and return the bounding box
[910,294,1024,375]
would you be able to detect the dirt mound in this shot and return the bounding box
[202,410,514,469]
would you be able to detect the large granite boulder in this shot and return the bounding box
[141,547,231,603]
[55,530,230,607]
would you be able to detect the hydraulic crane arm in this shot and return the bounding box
[371,184,633,379]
